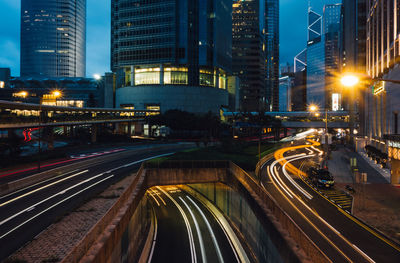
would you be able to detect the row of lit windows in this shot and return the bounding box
[126,66,227,89]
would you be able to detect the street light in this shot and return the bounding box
[52,90,62,106]
[341,75,359,87]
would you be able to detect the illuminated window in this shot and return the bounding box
[218,72,227,90]
[0,81,4,88]
[199,69,215,87]
[164,67,188,85]
[146,104,160,116]
[135,67,160,85]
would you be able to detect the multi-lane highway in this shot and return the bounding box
[147,185,244,263]
[261,139,400,263]
[0,143,191,261]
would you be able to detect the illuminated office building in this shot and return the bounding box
[306,4,342,110]
[232,0,265,111]
[265,0,280,111]
[112,0,232,114]
[232,0,279,112]
[20,0,86,77]
[365,1,400,185]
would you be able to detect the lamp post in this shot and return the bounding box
[52,90,62,106]
[309,104,329,166]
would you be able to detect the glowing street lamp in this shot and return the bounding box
[341,75,360,87]
[309,104,318,112]
[52,90,62,98]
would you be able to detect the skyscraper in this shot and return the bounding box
[20,0,86,77]
[112,0,232,114]
[306,8,325,108]
[265,0,280,111]
[232,0,266,111]
[343,0,367,135]
[306,4,342,110]
[365,0,400,184]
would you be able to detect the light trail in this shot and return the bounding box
[0,170,89,207]
[281,155,314,200]
[187,195,224,263]
[268,146,378,262]
[180,196,207,263]
[157,187,197,263]
[0,175,114,240]
[0,171,110,226]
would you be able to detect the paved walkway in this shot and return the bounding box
[327,145,388,184]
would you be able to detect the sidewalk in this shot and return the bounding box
[328,145,400,244]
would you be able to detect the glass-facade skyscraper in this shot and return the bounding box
[112,0,232,114]
[232,0,279,112]
[265,0,280,111]
[306,4,342,110]
[20,0,86,77]
[306,8,325,108]
[232,0,266,111]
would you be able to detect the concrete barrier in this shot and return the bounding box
[63,160,330,263]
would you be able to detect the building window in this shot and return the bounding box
[199,68,215,87]
[164,67,188,85]
[146,104,160,116]
[135,67,160,85]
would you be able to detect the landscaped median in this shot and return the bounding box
[148,141,281,172]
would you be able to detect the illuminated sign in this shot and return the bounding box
[332,93,340,111]
[373,81,385,95]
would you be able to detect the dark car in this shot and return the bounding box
[308,168,334,188]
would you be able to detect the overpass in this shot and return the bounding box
[0,100,158,129]
[224,110,350,128]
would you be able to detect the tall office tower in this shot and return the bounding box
[265,0,280,111]
[306,4,342,110]
[306,8,325,108]
[294,48,307,73]
[111,0,232,114]
[324,4,343,111]
[20,0,86,77]
[232,0,266,112]
[343,0,367,135]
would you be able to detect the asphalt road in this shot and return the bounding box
[261,144,400,263]
[147,186,239,263]
[0,143,192,261]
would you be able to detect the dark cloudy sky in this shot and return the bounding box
[0,0,340,77]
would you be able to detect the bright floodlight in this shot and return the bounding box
[341,75,359,87]
[93,74,101,80]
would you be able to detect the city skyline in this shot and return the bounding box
[0,0,337,78]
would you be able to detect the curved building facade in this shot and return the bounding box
[21,0,86,77]
[111,0,232,114]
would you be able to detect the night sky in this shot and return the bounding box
[0,0,340,78]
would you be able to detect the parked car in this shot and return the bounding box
[308,168,335,188]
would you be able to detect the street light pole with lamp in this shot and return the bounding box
[309,104,329,167]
